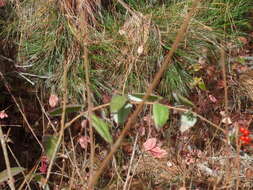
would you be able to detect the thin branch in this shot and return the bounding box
[88,0,201,187]
[0,72,44,150]
[44,59,69,186]
[123,133,139,190]
[76,0,95,188]
[0,126,15,190]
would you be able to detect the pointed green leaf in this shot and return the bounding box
[0,167,25,183]
[172,92,195,107]
[42,135,59,161]
[128,93,162,102]
[92,114,113,144]
[48,105,83,117]
[153,103,169,129]
[180,112,197,133]
[112,103,132,125]
[198,80,207,91]
[110,95,128,113]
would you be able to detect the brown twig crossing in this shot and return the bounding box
[88,0,201,188]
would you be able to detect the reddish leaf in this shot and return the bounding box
[149,147,168,158]
[78,136,90,149]
[0,0,5,8]
[0,110,8,119]
[49,94,59,108]
[39,156,48,174]
[81,119,88,129]
[143,138,157,151]
[238,36,248,45]
[138,126,146,136]
[208,94,217,103]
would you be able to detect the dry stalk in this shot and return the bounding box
[76,0,95,188]
[123,133,139,190]
[88,0,201,188]
[0,72,44,150]
[44,58,69,186]
[220,48,232,186]
[0,125,15,189]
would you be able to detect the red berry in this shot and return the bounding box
[243,130,250,136]
[244,136,251,142]
[240,136,246,141]
[239,127,246,133]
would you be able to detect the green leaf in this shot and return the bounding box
[172,92,195,107]
[110,95,128,113]
[128,93,162,102]
[42,135,59,161]
[180,112,197,133]
[198,79,207,91]
[0,167,25,183]
[153,103,169,129]
[48,105,83,117]
[92,114,113,144]
[112,103,132,125]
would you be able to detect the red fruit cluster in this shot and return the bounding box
[239,127,251,144]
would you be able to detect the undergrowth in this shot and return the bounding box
[2,0,252,102]
[0,0,253,189]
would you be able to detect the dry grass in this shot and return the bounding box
[0,0,253,189]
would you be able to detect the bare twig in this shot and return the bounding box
[44,59,69,186]
[0,126,15,190]
[220,48,232,186]
[7,145,32,190]
[76,0,95,188]
[88,0,201,187]
[0,72,44,150]
[123,133,139,190]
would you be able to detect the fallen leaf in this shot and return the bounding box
[238,36,248,45]
[81,119,88,128]
[149,147,168,158]
[137,45,144,55]
[78,136,90,149]
[208,94,217,103]
[39,156,48,174]
[49,94,59,108]
[0,0,5,8]
[138,126,146,136]
[143,138,157,151]
[0,110,8,119]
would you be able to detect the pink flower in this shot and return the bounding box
[0,110,8,119]
[49,94,59,108]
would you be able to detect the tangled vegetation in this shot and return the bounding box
[0,0,253,189]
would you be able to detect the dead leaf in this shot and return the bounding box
[49,94,59,108]
[143,138,157,151]
[143,138,168,158]
[39,156,48,174]
[0,0,5,7]
[0,110,8,119]
[208,94,217,103]
[78,136,90,149]
[238,36,248,45]
[81,119,88,129]
[149,147,168,158]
